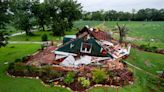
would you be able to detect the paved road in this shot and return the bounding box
[8,30,38,37]
[8,41,43,44]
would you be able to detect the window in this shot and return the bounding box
[80,42,92,53]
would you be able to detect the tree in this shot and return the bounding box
[45,0,82,36]
[91,11,104,21]
[159,9,164,21]
[132,9,136,20]
[117,23,128,43]
[0,0,10,47]
[59,0,82,30]
[82,11,92,20]
[11,0,35,35]
[82,8,164,21]
[31,0,48,31]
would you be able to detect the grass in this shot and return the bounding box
[73,21,164,48]
[0,44,70,92]
[9,31,63,41]
[8,21,164,48]
[127,48,164,74]
[9,21,104,42]
[73,20,104,28]
[2,20,164,92]
[78,21,164,48]
[0,46,163,92]
[104,21,164,49]
[88,48,164,92]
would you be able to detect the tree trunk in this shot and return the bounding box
[41,24,45,31]
[25,29,29,35]
[25,29,32,36]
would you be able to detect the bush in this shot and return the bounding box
[37,66,63,79]
[14,58,22,62]
[25,38,29,41]
[8,62,15,70]
[140,44,157,52]
[91,69,107,83]
[10,46,15,48]
[13,63,27,71]
[41,34,48,41]
[149,46,157,52]
[78,77,90,88]
[22,56,28,62]
[64,72,75,85]
[108,70,117,78]
[140,44,147,49]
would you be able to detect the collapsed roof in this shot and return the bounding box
[54,26,131,67]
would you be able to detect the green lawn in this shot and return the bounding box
[74,21,164,49]
[9,21,164,48]
[73,20,103,28]
[0,44,70,92]
[104,21,164,49]
[0,45,163,92]
[9,31,63,41]
[2,21,164,92]
[74,21,164,48]
[9,21,104,42]
[127,48,164,74]
[88,48,164,92]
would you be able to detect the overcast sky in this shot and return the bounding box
[76,0,164,12]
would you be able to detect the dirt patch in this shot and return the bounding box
[126,36,143,41]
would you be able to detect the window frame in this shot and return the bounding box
[80,42,92,53]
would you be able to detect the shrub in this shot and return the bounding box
[42,67,63,79]
[41,34,48,41]
[78,77,90,88]
[149,46,157,52]
[8,62,15,70]
[22,56,28,62]
[10,46,15,48]
[64,72,75,85]
[27,65,38,73]
[108,70,117,78]
[25,38,29,41]
[140,44,147,49]
[91,68,107,83]
[14,58,22,62]
[140,44,157,52]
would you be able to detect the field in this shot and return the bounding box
[74,21,164,49]
[9,21,164,48]
[0,21,164,92]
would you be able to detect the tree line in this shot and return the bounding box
[0,0,82,47]
[82,8,164,21]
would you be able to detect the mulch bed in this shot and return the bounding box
[8,66,133,92]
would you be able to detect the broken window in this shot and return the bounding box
[80,42,92,53]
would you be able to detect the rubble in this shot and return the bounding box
[54,26,131,68]
[26,26,131,71]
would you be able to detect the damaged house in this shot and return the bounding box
[54,26,131,67]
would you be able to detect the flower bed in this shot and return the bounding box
[8,62,133,91]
